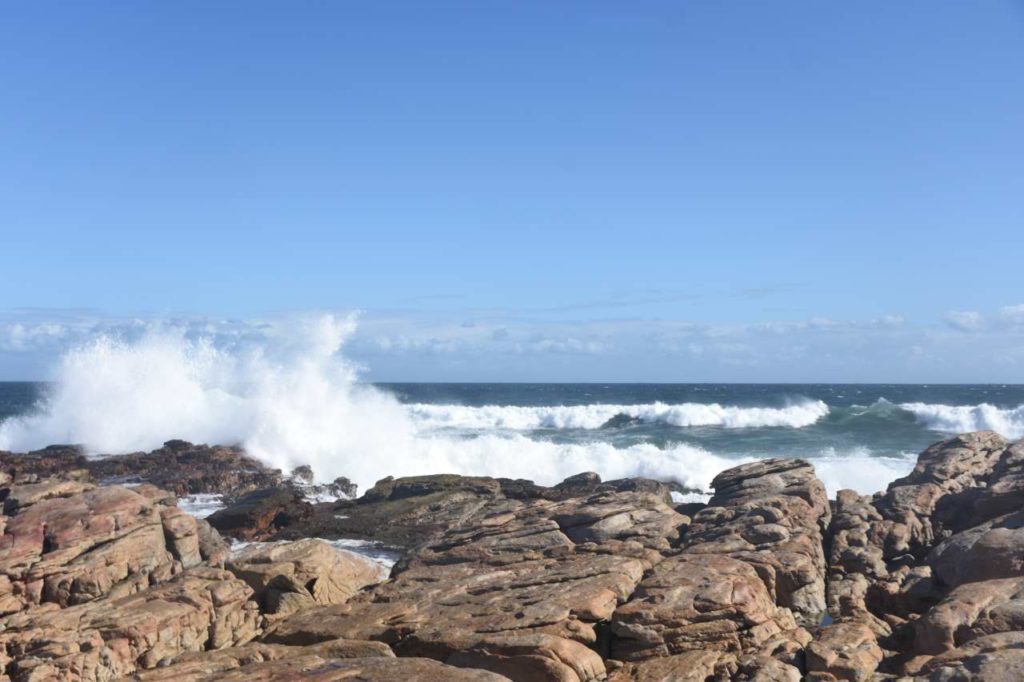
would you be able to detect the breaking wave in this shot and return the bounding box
[407,400,830,431]
[899,401,1024,439]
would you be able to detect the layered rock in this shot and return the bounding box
[0,567,261,681]
[608,459,827,677]
[683,458,831,624]
[0,441,284,498]
[263,485,688,681]
[226,538,387,619]
[0,480,216,614]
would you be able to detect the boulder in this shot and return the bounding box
[927,509,1024,589]
[207,487,313,541]
[0,485,176,612]
[226,538,386,618]
[610,553,807,662]
[682,458,831,625]
[913,577,1024,657]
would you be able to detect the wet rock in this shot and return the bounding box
[207,487,313,541]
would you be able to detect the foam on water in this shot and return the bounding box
[408,400,829,430]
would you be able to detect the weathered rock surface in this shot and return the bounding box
[133,638,396,680]
[0,441,284,498]
[226,538,386,619]
[3,431,1024,681]
[207,487,314,541]
[0,481,213,614]
[683,458,831,625]
[0,567,261,681]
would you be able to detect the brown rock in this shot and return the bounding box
[683,458,831,625]
[201,656,511,681]
[914,577,1024,657]
[226,538,386,618]
[610,553,805,661]
[0,485,175,612]
[0,567,261,681]
[134,638,395,681]
[917,632,1024,681]
[928,509,1024,588]
[873,431,1008,560]
[207,487,313,541]
[805,621,884,682]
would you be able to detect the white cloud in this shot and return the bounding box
[3,306,1024,382]
[1000,304,1024,325]
[944,311,983,332]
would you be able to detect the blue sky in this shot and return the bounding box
[2,2,1023,381]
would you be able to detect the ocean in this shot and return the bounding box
[3,380,1023,498]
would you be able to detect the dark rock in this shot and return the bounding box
[207,488,313,541]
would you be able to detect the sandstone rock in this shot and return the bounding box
[227,538,386,618]
[873,431,1008,560]
[914,577,1024,657]
[0,567,261,681]
[825,489,889,621]
[192,655,510,681]
[549,491,688,553]
[0,478,94,513]
[917,632,1024,681]
[928,509,1024,588]
[932,439,1024,534]
[610,553,805,662]
[805,621,884,682]
[446,634,606,682]
[0,485,175,612]
[683,458,831,625]
[134,638,395,681]
[607,650,734,681]
[161,505,204,569]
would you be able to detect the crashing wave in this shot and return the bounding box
[899,402,1024,439]
[406,400,830,431]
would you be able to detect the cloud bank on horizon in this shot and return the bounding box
[2,304,1023,383]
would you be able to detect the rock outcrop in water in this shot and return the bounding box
[1,431,1024,680]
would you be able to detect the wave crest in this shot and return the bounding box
[899,402,1024,439]
[408,400,830,431]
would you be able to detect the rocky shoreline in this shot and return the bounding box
[0,432,1021,680]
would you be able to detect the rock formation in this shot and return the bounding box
[2,431,1024,680]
